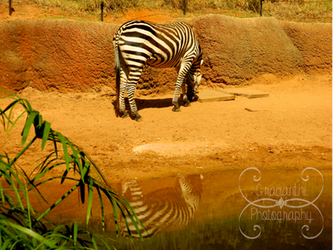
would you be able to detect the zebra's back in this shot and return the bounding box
[113,20,198,69]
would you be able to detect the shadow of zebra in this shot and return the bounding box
[112,96,198,114]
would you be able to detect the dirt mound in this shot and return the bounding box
[0,16,331,92]
[280,21,332,74]
[0,19,118,92]
[192,15,304,86]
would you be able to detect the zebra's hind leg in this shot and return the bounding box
[119,69,129,118]
[126,70,143,121]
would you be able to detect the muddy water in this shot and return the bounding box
[71,168,331,250]
[35,167,332,249]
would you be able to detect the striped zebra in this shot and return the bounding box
[119,174,203,238]
[113,20,203,120]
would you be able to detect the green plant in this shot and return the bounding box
[0,89,144,249]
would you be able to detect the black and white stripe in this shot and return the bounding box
[113,20,203,120]
[119,174,203,238]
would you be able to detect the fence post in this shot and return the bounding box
[259,0,263,16]
[9,0,12,16]
[183,0,186,16]
[101,1,104,22]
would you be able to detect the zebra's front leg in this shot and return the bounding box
[182,82,191,107]
[172,88,181,112]
[172,64,190,112]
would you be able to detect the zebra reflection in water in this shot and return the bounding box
[119,174,203,238]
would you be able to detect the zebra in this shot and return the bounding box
[113,20,204,120]
[119,174,203,238]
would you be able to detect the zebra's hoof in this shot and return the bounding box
[134,113,142,121]
[121,111,129,118]
[172,105,181,112]
[184,100,191,107]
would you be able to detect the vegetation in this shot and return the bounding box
[0,89,144,249]
[0,0,331,22]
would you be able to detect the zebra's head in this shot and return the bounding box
[187,44,203,98]
[193,66,203,92]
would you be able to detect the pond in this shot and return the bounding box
[84,168,332,250]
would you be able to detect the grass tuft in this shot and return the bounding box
[0,0,331,22]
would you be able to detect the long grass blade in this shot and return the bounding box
[41,121,51,150]
[0,220,57,248]
[79,181,85,204]
[21,111,38,146]
[22,99,33,112]
[95,185,105,231]
[66,142,82,175]
[9,136,37,167]
[0,224,17,241]
[72,222,78,248]
[6,169,25,210]
[89,232,114,250]
[50,131,59,157]
[0,178,6,206]
[86,178,94,225]
[57,132,70,170]
[0,99,20,115]
[0,239,12,250]
[36,182,80,222]
[60,169,69,185]
[7,110,28,135]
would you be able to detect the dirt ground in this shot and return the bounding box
[0,74,331,184]
[0,6,332,184]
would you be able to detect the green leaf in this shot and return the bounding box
[0,99,20,115]
[80,181,85,204]
[21,111,38,146]
[0,224,17,241]
[36,182,80,222]
[0,239,12,250]
[96,185,105,231]
[67,143,82,174]
[72,222,78,248]
[7,110,27,135]
[86,179,94,225]
[0,220,57,248]
[6,170,25,210]
[41,121,51,150]
[60,169,69,185]
[57,132,69,170]
[22,99,33,112]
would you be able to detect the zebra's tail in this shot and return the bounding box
[113,36,121,117]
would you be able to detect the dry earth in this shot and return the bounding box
[0,74,331,184]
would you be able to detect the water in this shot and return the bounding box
[91,168,332,250]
